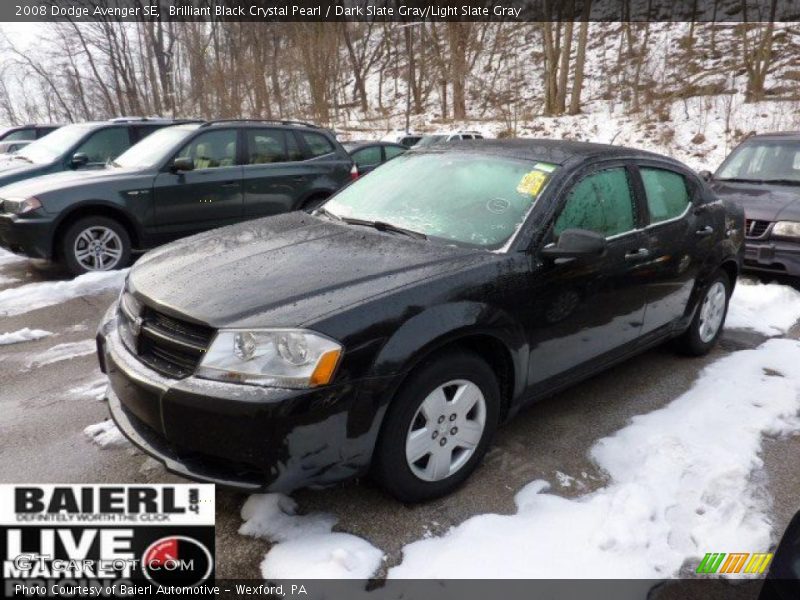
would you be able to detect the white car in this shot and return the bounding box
[381,130,423,147]
[416,131,485,147]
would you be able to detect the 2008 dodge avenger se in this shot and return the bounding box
[97,140,744,502]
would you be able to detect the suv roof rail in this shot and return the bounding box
[108,116,198,123]
[200,119,322,129]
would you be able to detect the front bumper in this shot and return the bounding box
[0,213,53,259]
[98,309,398,491]
[743,239,800,277]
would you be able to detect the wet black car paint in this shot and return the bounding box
[98,140,745,492]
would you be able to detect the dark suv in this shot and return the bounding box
[0,120,353,274]
[0,118,187,189]
[97,140,744,502]
[705,132,800,277]
[0,124,61,142]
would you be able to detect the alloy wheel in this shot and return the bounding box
[73,226,124,271]
[698,281,727,343]
[405,379,487,482]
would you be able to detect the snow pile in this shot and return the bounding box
[239,493,383,579]
[84,419,128,448]
[0,268,127,316]
[0,328,52,345]
[389,338,800,578]
[68,375,108,401]
[727,281,800,336]
[25,340,96,369]
[0,248,25,265]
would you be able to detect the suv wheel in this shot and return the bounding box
[676,270,731,356]
[373,351,500,502]
[62,216,131,276]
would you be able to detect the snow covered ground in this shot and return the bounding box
[0,268,127,317]
[238,281,800,581]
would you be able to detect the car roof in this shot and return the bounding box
[410,138,685,167]
[743,131,800,140]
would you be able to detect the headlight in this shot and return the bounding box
[2,196,42,215]
[772,221,800,239]
[197,329,343,389]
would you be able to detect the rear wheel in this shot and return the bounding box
[373,351,500,502]
[62,216,131,276]
[676,270,730,356]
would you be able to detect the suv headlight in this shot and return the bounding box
[2,196,42,215]
[197,329,343,389]
[772,221,800,239]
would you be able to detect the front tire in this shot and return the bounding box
[373,351,500,503]
[676,270,731,356]
[62,216,131,276]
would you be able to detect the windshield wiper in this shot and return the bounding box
[340,216,427,240]
[760,178,800,186]
[12,155,32,163]
[314,207,342,221]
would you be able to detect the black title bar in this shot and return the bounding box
[5,0,800,22]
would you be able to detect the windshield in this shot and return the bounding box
[324,153,557,249]
[114,125,200,169]
[717,140,800,183]
[17,124,94,164]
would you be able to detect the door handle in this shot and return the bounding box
[695,225,714,237]
[220,181,239,187]
[291,177,307,183]
[625,248,650,261]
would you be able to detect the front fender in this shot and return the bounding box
[371,301,528,400]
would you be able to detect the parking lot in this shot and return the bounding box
[1,248,799,580]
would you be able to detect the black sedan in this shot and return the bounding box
[706,132,800,277]
[97,140,744,502]
[342,141,407,176]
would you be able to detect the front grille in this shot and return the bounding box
[119,299,214,378]
[745,219,770,239]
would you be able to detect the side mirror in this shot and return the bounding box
[70,152,89,169]
[171,157,194,172]
[699,170,713,183]
[540,228,606,260]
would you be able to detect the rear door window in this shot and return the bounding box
[640,168,691,224]
[555,168,635,238]
[299,132,335,157]
[246,129,287,164]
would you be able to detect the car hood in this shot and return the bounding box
[0,166,140,198]
[129,212,493,329]
[712,180,800,222]
[0,160,49,186]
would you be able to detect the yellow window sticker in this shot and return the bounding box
[516,170,549,197]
